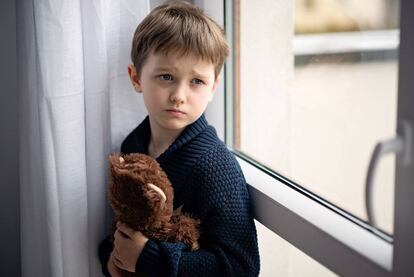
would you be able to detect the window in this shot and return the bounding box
[220,0,414,276]
[233,0,399,235]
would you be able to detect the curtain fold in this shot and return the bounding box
[18,0,149,276]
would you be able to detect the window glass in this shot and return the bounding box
[235,0,399,234]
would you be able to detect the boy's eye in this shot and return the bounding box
[191,78,204,85]
[159,74,173,81]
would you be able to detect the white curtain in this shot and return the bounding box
[18,0,149,276]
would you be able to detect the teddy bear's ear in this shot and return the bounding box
[147,183,167,203]
[144,183,168,214]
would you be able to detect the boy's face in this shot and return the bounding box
[128,52,220,133]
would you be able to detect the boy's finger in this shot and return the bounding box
[114,229,129,242]
[117,223,134,238]
[113,254,125,270]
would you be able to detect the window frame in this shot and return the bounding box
[203,0,414,276]
[392,0,414,274]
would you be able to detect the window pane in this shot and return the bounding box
[235,0,399,234]
[256,220,336,276]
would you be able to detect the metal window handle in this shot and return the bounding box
[365,119,412,228]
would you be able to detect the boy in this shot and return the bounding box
[98,1,260,276]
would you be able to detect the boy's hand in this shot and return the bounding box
[113,222,149,272]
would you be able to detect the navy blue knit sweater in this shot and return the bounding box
[99,114,260,276]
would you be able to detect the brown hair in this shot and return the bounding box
[131,0,229,78]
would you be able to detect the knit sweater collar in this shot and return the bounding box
[133,114,209,160]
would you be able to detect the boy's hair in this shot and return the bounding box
[131,0,229,78]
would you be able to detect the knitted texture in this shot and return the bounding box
[98,114,260,276]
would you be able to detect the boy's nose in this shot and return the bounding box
[169,84,186,105]
[170,94,184,104]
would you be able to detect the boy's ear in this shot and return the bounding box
[212,75,221,91]
[128,64,142,93]
[209,75,221,102]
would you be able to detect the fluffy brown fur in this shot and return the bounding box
[108,153,200,254]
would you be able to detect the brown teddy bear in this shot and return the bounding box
[108,153,200,260]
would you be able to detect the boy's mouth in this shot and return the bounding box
[166,109,186,115]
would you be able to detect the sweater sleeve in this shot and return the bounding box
[134,144,261,276]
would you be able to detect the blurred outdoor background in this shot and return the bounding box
[237,0,400,276]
